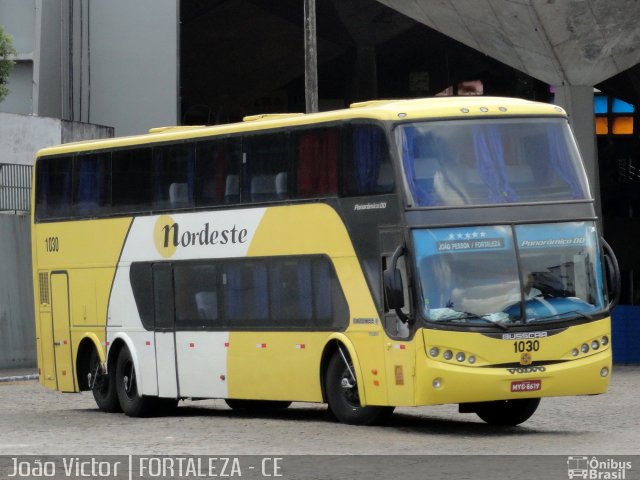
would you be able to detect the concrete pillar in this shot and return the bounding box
[553,85,601,221]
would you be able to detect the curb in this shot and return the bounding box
[0,374,39,383]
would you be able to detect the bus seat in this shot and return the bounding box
[195,291,218,321]
[225,175,239,203]
[250,174,277,202]
[169,182,188,205]
[275,172,288,199]
[414,157,439,180]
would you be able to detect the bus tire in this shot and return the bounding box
[115,347,156,417]
[225,399,291,410]
[474,398,541,426]
[89,348,120,413]
[325,351,391,425]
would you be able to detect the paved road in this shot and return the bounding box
[1,366,638,456]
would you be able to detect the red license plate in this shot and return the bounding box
[511,380,541,393]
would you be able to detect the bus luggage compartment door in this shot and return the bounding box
[50,272,76,391]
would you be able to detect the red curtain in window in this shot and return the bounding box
[297,130,338,195]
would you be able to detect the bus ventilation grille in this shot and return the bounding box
[39,273,50,305]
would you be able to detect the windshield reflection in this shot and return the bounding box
[412,222,605,327]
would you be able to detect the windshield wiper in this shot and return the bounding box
[437,312,510,331]
[529,310,593,322]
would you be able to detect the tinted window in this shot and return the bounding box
[343,124,394,196]
[195,138,242,206]
[244,133,289,202]
[293,127,339,197]
[73,152,111,216]
[36,156,73,219]
[111,148,152,212]
[153,144,195,210]
[129,256,348,331]
[174,263,219,327]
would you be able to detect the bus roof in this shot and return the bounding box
[36,96,566,158]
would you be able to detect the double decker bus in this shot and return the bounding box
[32,97,619,425]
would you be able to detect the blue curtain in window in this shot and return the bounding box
[296,262,313,321]
[353,126,382,193]
[473,125,518,203]
[313,261,332,320]
[546,126,583,199]
[76,157,98,207]
[397,127,435,206]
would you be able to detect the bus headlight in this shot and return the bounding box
[456,352,466,362]
[429,347,440,357]
[601,336,609,346]
[600,367,609,377]
[571,348,579,357]
[581,343,589,354]
[591,340,600,350]
[443,350,453,361]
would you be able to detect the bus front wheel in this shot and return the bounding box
[473,398,541,426]
[115,347,157,417]
[89,348,120,413]
[325,351,393,425]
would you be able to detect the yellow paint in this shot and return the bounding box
[32,218,132,392]
[153,215,177,258]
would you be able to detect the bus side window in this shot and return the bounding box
[36,155,73,220]
[195,138,241,206]
[73,152,111,216]
[293,127,339,197]
[152,144,195,210]
[111,148,152,214]
[343,124,394,196]
[243,133,289,203]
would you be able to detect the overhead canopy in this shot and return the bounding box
[376,0,640,86]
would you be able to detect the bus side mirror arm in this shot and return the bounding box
[602,237,620,311]
[384,245,412,324]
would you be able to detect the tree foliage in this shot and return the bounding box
[0,26,16,102]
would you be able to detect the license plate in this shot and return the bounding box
[511,380,541,393]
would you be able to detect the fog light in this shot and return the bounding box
[432,378,442,389]
[600,367,609,377]
[591,340,600,350]
[443,350,453,360]
[601,336,609,346]
[571,348,579,357]
[429,347,440,357]
[456,352,466,362]
[581,343,589,354]
[468,356,476,364]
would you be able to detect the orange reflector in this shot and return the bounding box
[373,380,380,386]
[613,116,633,134]
[61,370,66,376]
[595,117,608,135]
[371,369,378,375]
[220,375,226,381]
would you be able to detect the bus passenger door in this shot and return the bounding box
[153,263,178,398]
[50,272,76,392]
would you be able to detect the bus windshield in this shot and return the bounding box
[412,222,606,327]
[396,118,591,207]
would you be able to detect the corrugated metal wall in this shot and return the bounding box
[0,213,35,368]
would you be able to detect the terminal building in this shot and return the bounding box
[1,0,639,366]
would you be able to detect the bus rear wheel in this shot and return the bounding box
[225,399,292,410]
[89,348,120,413]
[325,350,393,425]
[115,347,157,417]
[473,398,540,426]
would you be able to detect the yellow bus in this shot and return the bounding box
[32,97,619,425]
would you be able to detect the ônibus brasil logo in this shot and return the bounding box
[153,215,248,258]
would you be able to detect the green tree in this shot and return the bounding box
[0,26,16,102]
